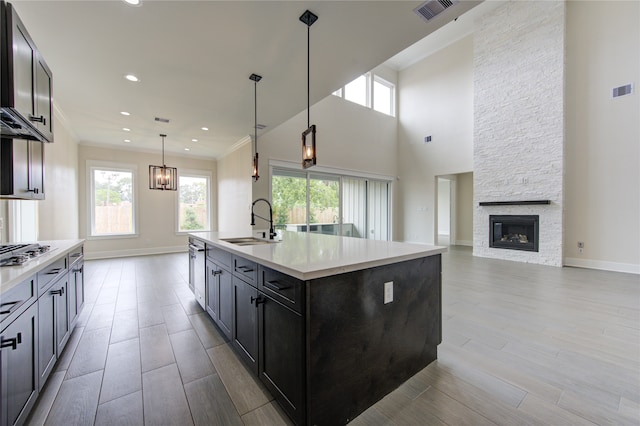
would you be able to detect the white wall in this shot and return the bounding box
[437,178,450,236]
[396,36,474,244]
[217,139,253,234]
[455,172,473,246]
[564,0,640,273]
[78,145,216,259]
[38,109,80,240]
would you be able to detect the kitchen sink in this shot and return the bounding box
[220,237,279,246]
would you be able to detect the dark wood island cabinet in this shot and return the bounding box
[189,231,444,426]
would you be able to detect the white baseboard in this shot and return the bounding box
[85,245,187,260]
[564,257,640,275]
[455,240,473,247]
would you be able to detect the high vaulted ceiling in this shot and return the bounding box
[10,0,482,159]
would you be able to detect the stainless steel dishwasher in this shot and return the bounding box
[188,238,206,309]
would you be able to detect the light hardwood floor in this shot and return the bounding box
[26,246,639,425]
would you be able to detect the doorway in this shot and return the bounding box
[437,177,454,246]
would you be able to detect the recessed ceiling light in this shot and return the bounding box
[124,139,131,143]
[125,74,140,82]
[184,148,190,151]
[123,127,131,132]
[123,0,141,5]
[201,127,208,131]
[191,139,198,142]
[120,111,130,116]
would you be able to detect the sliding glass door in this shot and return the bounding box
[271,168,390,240]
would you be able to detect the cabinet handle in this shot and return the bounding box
[50,288,64,296]
[189,244,205,252]
[70,253,82,258]
[212,270,222,276]
[250,296,265,306]
[29,114,45,124]
[264,280,290,291]
[237,266,254,273]
[0,301,22,315]
[27,187,39,194]
[0,332,22,351]
[46,268,62,275]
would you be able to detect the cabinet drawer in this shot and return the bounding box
[258,266,304,314]
[233,256,257,286]
[0,274,36,328]
[206,245,232,270]
[68,245,84,266]
[37,256,67,295]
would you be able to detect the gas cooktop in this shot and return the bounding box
[0,243,52,266]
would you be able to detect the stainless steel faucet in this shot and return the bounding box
[251,198,276,239]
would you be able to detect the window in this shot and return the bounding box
[271,166,391,240]
[373,76,395,116]
[334,72,395,117]
[178,172,211,232]
[88,162,136,237]
[344,74,370,107]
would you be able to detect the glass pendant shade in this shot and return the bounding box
[302,125,316,169]
[252,152,259,182]
[149,134,178,191]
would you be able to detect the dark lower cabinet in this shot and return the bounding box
[37,273,69,390]
[232,276,258,374]
[0,302,38,426]
[69,261,84,326]
[206,260,233,340]
[258,294,304,426]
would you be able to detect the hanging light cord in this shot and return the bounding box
[161,135,165,166]
[254,80,258,153]
[307,20,310,129]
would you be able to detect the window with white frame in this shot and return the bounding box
[88,162,137,237]
[373,75,395,116]
[334,73,395,117]
[344,73,370,107]
[177,172,210,232]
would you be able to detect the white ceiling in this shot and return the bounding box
[11,0,484,159]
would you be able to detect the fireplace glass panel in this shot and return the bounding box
[489,215,539,252]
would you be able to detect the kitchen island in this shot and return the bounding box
[189,231,445,425]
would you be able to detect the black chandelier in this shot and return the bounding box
[149,133,177,191]
[300,9,318,169]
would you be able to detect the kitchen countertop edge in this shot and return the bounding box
[189,231,446,281]
[1,239,85,294]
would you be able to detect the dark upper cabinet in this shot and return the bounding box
[1,1,54,143]
[0,138,44,199]
[0,301,38,426]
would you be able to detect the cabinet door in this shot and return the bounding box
[259,295,304,426]
[73,263,85,320]
[34,52,53,142]
[9,12,35,119]
[37,288,56,390]
[217,268,233,340]
[205,262,220,321]
[0,139,29,198]
[0,302,38,426]
[232,276,258,374]
[54,277,70,356]
[28,141,44,199]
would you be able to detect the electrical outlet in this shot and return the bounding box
[577,241,584,253]
[384,281,393,304]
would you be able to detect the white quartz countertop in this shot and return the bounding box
[189,231,446,280]
[0,239,84,294]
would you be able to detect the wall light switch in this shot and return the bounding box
[384,281,393,304]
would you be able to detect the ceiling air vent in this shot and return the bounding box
[413,0,459,22]
[154,117,170,123]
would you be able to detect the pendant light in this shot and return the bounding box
[250,73,262,182]
[300,9,318,169]
[149,133,177,191]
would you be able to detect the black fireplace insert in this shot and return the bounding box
[489,215,539,252]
